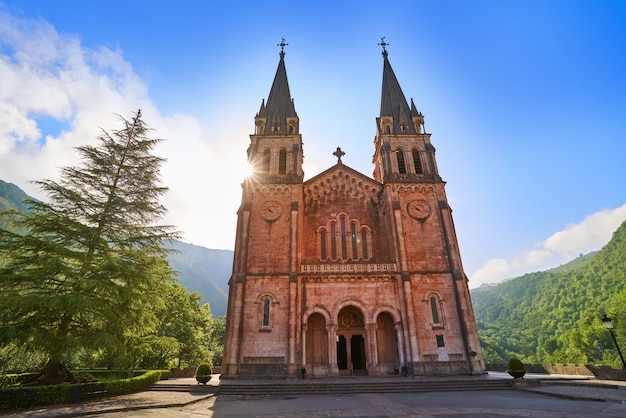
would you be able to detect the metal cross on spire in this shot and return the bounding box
[277,37,288,58]
[333,147,345,164]
[378,36,389,57]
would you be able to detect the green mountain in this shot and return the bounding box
[0,179,232,317]
[471,220,626,366]
[0,179,32,212]
[166,240,231,316]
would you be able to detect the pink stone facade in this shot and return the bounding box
[222,49,485,378]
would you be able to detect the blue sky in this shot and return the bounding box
[1,1,625,288]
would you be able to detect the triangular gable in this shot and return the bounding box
[305,163,380,188]
[304,164,382,214]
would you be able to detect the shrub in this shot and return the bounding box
[507,358,526,372]
[104,370,162,396]
[73,369,134,381]
[0,373,38,388]
[0,370,170,409]
[195,361,212,376]
[34,384,73,405]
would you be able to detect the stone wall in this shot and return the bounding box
[487,363,626,380]
[170,366,222,378]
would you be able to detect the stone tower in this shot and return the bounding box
[222,42,485,378]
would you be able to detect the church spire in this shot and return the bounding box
[249,41,303,183]
[373,39,438,184]
[255,38,298,135]
[378,41,417,135]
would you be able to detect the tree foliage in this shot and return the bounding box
[472,220,626,367]
[0,111,182,383]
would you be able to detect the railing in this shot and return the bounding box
[301,263,397,274]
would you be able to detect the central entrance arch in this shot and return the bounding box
[336,306,367,375]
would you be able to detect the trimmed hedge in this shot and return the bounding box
[105,370,162,395]
[0,369,169,410]
[0,373,38,388]
[73,370,135,381]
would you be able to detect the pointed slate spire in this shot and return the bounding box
[256,39,298,135]
[379,44,417,134]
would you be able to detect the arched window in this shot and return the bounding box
[278,149,287,175]
[430,296,440,325]
[412,148,423,174]
[396,149,406,175]
[320,216,373,261]
[330,223,337,260]
[361,229,369,259]
[262,298,270,327]
[351,223,358,259]
[340,217,348,260]
[261,149,270,175]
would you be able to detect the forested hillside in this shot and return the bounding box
[0,179,232,316]
[166,240,231,316]
[472,220,626,367]
[0,179,31,214]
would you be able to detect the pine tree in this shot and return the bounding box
[0,110,181,384]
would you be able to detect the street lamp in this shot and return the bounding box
[600,314,626,371]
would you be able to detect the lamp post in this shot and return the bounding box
[600,314,626,372]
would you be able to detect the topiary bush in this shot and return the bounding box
[507,358,526,379]
[507,358,525,372]
[195,361,212,376]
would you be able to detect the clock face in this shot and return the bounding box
[407,199,431,220]
[260,201,283,222]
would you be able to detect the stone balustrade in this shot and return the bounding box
[301,263,398,274]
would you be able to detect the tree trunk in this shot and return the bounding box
[37,359,77,385]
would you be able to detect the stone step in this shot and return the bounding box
[149,383,218,394]
[148,384,191,392]
[218,379,513,396]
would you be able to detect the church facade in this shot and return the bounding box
[222,42,485,378]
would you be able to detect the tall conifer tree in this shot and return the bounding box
[0,110,180,383]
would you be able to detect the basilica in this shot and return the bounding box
[222,40,485,378]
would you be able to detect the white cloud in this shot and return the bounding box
[0,9,239,250]
[469,203,626,288]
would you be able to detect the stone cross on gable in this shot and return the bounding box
[333,147,345,164]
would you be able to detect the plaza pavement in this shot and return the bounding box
[2,372,626,417]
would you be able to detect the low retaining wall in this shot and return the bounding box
[487,363,626,381]
[170,366,222,378]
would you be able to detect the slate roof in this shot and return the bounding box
[379,51,419,134]
[257,52,297,135]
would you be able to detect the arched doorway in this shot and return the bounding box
[336,306,367,375]
[376,312,399,374]
[305,313,328,376]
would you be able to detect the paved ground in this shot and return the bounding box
[2,373,626,417]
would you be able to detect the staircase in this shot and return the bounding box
[217,377,513,396]
[149,383,192,393]
[147,375,515,396]
[148,381,217,394]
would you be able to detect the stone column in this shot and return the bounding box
[287,201,299,375]
[301,323,308,373]
[327,324,338,375]
[395,324,406,366]
[366,323,379,375]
